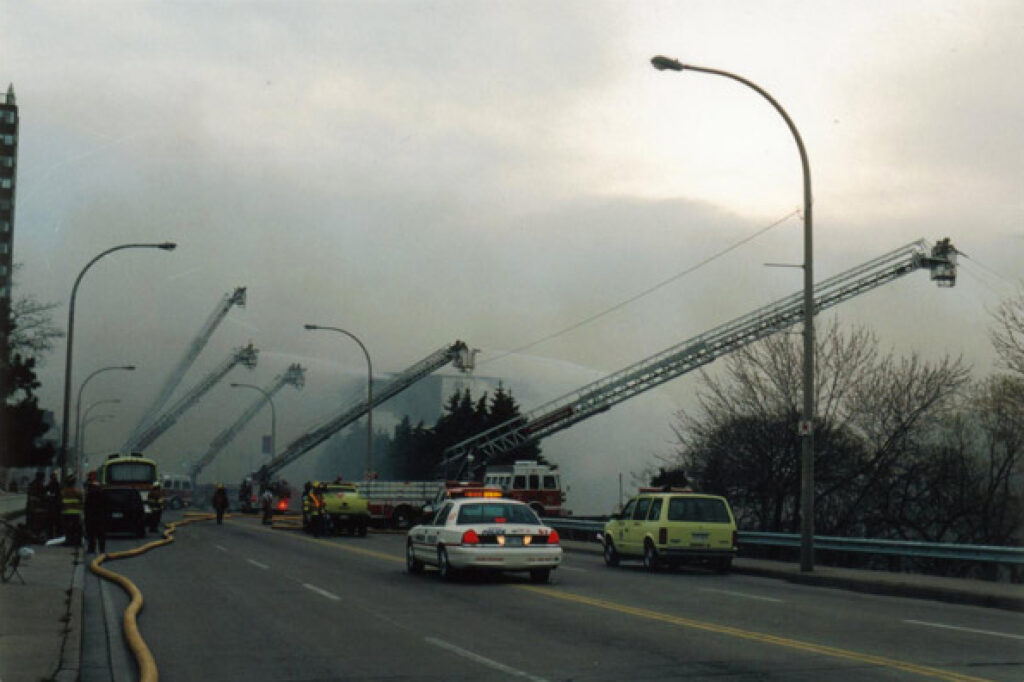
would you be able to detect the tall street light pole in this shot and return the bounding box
[304,324,373,481]
[230,382,277,465]
[59,242,176,482]
[77,396,122,481]
[79,410,116,475]
[651,55,816,571]
[74,365,135,478]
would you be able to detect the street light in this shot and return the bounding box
[651,55,816,572]
[77,397,122,480]
[59,242,176,481]
[74,366,134,479]
[229,382,276,465]
[80,412,115,472]
[304,324,374,480]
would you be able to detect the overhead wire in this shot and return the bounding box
[480,207,801,367]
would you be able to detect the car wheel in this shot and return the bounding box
[406,541,423,573]
[136,525,146,539]
[603,537,620,567]
[393,506,412,530]
[713,557,732,574]
[169,497,183,510]
[643,541,660,572]
[357,523,367,537]
[529,568,551,584]
[438,547,456,581]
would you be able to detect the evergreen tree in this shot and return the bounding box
[2,290,61,469]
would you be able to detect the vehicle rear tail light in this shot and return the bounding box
[461,529,480,545]
[547,530,560,545]
[659,527,667,545]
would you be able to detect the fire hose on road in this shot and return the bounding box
[88,511,228,682]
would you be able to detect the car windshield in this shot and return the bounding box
[667,497,732,523]
[106,463,157,484]
[456,502,539,525]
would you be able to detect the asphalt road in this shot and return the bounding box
[92,513,1023,681]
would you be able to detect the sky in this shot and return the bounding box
[4,1,1022,513]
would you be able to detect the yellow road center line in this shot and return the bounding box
[517,587,993,682]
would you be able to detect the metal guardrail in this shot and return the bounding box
[542,517,1024,565]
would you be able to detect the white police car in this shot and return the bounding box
[406,488,562,583]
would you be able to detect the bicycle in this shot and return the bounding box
[1,518,39,584]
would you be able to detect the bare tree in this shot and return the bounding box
[672,318,970,538]
[990,282,1024,378]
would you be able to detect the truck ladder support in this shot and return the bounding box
[132,343,259,452]
[189,363,306,481]
[439,238,957,476]
[124,287,247,449]
[255,340,475,485]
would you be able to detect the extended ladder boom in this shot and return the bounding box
[189,363,306,481]
[133,343,259,452]
[255,341,475,484]
[439,239,957,475]
[125,287,247,449]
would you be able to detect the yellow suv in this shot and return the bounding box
[603,488,737,573]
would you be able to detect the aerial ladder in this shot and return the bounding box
[131,343,259,452]
[124,287,247,450]
[438,238,958,477]
[188,363,306,483]
[253,340,475,486]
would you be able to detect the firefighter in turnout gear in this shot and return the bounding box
[147,482,164,532]
[301,481,312,532]
[61,475,84,547]
[308,482,325,537]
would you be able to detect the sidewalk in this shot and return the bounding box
[562,540,1024,611]
[0,542,83,682]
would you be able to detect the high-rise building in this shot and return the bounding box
[0,84,17,347]
[0,84,16,467]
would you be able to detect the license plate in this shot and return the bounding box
[504,536,523,546]
[691,532,709,542]
[112,512,124,519]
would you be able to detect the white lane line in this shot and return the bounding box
[425,637,549,682]
[698,587,783,603]
[903,619,1024,641]
[303,583,341,601]
[214,544,228,552]
[246,558,269,570]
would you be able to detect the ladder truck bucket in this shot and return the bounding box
[927,238,957,288]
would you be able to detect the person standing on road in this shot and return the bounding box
[25,472,46,535]
[45,471,62,538]
[84,476,108,554]
[146,482,164,532]
[212,483,229,524]
[261,487,274,526]
[60,475,84,547]
[308,482,325,537]
[301,481,312,532]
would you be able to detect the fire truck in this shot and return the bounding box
[482,461,567,517]
[355,480,448,529]
[95,452,160,537]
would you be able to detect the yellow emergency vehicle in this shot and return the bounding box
[603,488,737,573]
